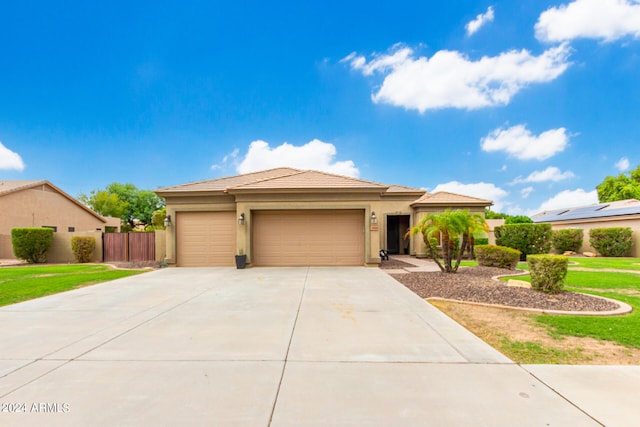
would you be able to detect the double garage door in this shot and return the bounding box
[252,210,364,266]
[176,209,364,267]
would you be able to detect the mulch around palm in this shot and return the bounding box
[390,266,619,312]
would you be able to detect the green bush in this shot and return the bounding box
[474,237,489,246]
[71,236,96,263]
[494,223,552,261]
[527,254,568,294]
[11,228,54,263]
[589,227,633,257]
[475,244,521,269]
[551,229,583,253]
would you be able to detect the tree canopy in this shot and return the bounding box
[408,209,488,273]
[596,164,640,202]
[79,183,165,228]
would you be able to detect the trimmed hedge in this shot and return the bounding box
[474,237,489,246]
[494,223,552,261]
[589,227,633,257]
[71,236,96,263]
[527,254,568,294]
[11,227,54,263]
[475,244,521,270]
[552,228,583,253]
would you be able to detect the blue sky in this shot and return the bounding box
[1,0,639,215]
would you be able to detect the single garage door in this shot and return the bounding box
[176,211,236,267]
[252,210,364,266]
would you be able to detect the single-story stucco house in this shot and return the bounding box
[156,168,492,267]
[0,180,121,259]
[532,198,640,257]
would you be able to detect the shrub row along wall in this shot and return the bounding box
[1,230,166,263]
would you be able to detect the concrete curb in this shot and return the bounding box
[426,294,632,316]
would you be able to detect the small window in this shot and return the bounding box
[68,227,75,232]
[42,226,57,232]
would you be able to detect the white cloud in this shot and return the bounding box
[481,124,570,161]
[531,188,599,214]
[236,139,359,177]
[536,0,640,43]
[0,141,25,171]
[466,6,495,36]
[521,186,534,199]
[512,166,575,184]
[431,181,509,211]
[211,148,240,170]
[615,156,631,171]
[345,43,571,112]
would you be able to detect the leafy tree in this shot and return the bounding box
[79,191,129,219]
[596,164,640,202]
[505,215,533,224]
[485,209,508,219]
[80,183,165,228]
[408,209,488,273]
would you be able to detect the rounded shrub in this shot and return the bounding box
[589,227,633,257]
[475,244,521,270]
[494,223,552,261]
[552,228,583,253]
[71,236,96,263]
[527,254,568,294]
[11,227,54,263]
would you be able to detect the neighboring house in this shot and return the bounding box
[532,199,640,257]
[0,180,120,259]
[156,168,493,267]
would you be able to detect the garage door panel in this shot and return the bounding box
[252,210,364,266]
[177,211,236,267]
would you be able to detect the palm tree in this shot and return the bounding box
[452,210,489,272]
[407,209,488,273]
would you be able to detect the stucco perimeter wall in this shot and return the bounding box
[48,231,104,263]
[0,231,104,263]
[550,217,640,257]
[0,186,108,234]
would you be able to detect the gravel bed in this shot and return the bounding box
[390,266,619,312]
[379,258,416,269]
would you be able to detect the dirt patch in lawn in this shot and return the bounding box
[431,300,640,365]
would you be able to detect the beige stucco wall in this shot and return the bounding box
[0,185,108,234]
[163,192,401,267]
[0,186,113,259]
[47,231,104,263]
[548,216,640,257]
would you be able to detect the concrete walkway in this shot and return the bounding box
[0,267,637,426]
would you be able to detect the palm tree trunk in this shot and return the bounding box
[425,238,445,272]
[453,233,469,272]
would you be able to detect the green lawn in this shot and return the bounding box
[0,264,147,307]
[498,258,640,349]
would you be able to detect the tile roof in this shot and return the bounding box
[0,180,47,195]
[385,184,426,195]
[228,170,388,192]
[156,168,300,193]
[532,199,640,223]
[411,191,493,206]
[157,168,391,194]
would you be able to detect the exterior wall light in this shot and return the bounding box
[163,215,172,227]
[371,211,377,224]
[238,213,245,225]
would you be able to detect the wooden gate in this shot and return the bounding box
[103,232,155,262]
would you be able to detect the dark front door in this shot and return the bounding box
[386,215,411,254]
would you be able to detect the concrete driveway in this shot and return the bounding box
[0,267,637,426]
